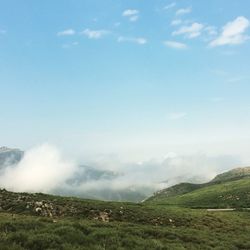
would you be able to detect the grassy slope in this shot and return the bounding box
[147,177,250,208]
[1,189,250,249]
[147,183,205,201]
[1,207,250,249]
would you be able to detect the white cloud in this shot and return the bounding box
[173,22,204,38]
[81,29,109,39]
[176,7,192,16]
[164,40,187,49]
[122,9,139,16]
[122,9,139,22]
[171,19,182,26]
[0,144,78,193]
[57,29,75,36]
[164,2,176,10]
[129,15,139,22]
[168,112,187,120]
[118,36,147,45]
[210,16,250,47]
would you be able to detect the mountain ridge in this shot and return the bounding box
[146,166,250,208]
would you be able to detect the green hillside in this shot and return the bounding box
[211,167,250,183]
[1,188,250,249]
[147,167,250,208]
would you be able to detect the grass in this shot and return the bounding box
[147,178,250,208]
[1,209,250,250]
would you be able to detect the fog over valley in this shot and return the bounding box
[0,144,242,202]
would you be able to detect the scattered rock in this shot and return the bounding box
[35,207,42,213]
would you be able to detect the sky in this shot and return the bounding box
[1,0,250,164]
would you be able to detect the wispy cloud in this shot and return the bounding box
[62,42,79,49]
[171,19,182,26]
[210,16,250,47]
[168,112,187,120]
[122,9,139,22]
[129,15,139,22]
[122,9,139,16]
[164,40,187,49]
[118,36,147,45]
[57,29,76,36]
[205,26,218,36]
[173,22,204,38]
[164,2,176,10]
[176,7,192,16]
[81,29,109,39]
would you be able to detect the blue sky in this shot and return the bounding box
[1,0,250,162]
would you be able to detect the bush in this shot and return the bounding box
[26,233,62,250]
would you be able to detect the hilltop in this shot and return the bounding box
[146,167,250,208]
[211,167,250,183]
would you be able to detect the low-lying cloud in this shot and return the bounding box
[0,144,77,193]
[0,144,242,201]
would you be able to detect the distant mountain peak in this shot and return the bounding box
[211,166,250,183]
[0,147,21,152]
[0,147,24,166]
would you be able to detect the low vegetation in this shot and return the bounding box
[1,167,250,249]
[147,167,250,208]
[1,206,250,249]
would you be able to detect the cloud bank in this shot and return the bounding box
[0,144,242,201]
[0,144,77,193]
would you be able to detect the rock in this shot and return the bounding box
[35,201,43,207]
[99,212,110,222]
[35,207,42,213]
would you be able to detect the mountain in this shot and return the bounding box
[0,146,23,167]
[211,167,250,183]
[146,167,250,208]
